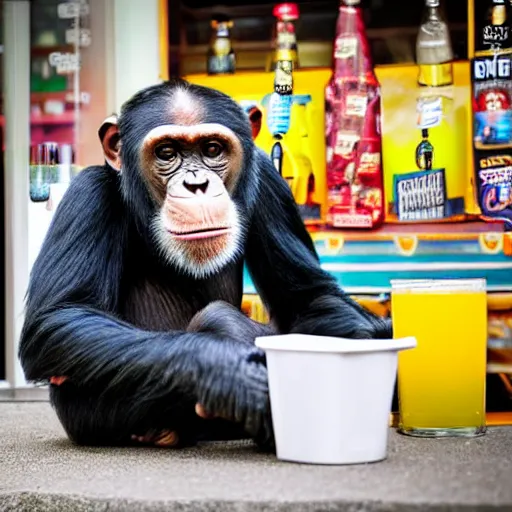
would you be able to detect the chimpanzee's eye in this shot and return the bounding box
[202,141,223,158]
[155,143,177,161]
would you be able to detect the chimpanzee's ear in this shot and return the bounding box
[98,114,122,171]
[247,106,262,140]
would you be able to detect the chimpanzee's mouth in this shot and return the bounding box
[169,227,232,240]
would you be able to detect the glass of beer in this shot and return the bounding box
[391,278,487,438]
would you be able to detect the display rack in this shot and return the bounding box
[244,222,512,297]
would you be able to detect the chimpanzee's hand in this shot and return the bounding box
[194,339,274,448]
[187,300,275,345]
[290,294,393,340]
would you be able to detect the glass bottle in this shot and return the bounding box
[478,0,512,54]
[268,3,300,72]
[207,15,236,75]
[325,0,384,229]
[415,128,434,170]
[29,142,59,203]
[416,0,454,87]
[267,4,297,147]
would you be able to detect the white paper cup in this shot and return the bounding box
[255,334,417,465]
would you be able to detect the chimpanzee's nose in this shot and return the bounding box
[183,172,209,195]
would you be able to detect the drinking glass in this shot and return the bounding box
[391,278,488,437]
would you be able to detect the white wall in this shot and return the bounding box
[3,0,31,387]
[112,0,162,114]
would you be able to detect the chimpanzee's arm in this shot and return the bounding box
[245,149,392,340]
[19,167,270,443]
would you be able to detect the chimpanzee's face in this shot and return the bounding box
[101,84,253,279]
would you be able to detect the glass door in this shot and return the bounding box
[2,0,165,392]
[29,0,109,268]
[2,0,115,392]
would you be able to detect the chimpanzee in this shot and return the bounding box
[19,78,391,450]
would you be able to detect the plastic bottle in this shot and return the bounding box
[325,0,384,229]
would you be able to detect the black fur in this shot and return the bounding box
[18,79,391,450]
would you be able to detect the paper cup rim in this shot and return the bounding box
[255,334,417,354]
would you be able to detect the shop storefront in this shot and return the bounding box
[0,0,167,395]
[1,0,511,420]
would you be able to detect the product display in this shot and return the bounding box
[471,0,512,230]
[379,0,471,224]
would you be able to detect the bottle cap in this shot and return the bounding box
[425,0,440,6]
[342,0,361,5]
[211,13,233,28]
[212,12,231,22]
[273,3,299,21]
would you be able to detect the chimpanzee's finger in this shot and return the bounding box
[195,403,216,419]
[50,376,68,386]
[154,431,179,447]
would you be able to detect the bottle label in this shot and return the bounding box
[483,24,509,48]
[334,132,359,157]
[267,93,292,135]
[207,54,235,74]
[274,60,293,95]
[394,168,447,222]
[359,152,381,173]
[334,36,358,59]
[345,94,368,117]
[416,96,443,129]
[482,5,510,53]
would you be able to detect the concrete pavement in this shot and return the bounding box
[1,402,512,511]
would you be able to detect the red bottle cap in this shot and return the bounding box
[273,3,299,21]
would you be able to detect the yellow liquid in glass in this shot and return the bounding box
[392,287,487,435]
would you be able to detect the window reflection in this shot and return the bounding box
[28,0,108,268]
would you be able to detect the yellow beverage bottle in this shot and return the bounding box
[391,279,488,437]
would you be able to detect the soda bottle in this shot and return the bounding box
[476,0,512,55]
[267,3,300,72]
[325,0,384,229]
